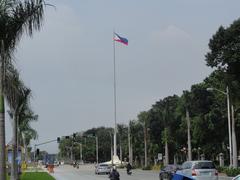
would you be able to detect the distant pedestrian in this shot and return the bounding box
[109,166,120,180]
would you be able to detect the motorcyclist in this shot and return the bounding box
[126,162,132,174]
[109,166,120,180]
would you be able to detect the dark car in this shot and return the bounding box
[159,164,179,180]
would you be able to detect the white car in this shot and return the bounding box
[233,175,240,180]
[177,160,218,180]
[95,164,111,175]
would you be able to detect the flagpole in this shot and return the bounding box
[113,30,117,157]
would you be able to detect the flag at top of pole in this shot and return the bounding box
[114,33,128,45]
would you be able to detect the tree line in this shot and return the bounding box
[59,18,240,168]
[0,1,46,180]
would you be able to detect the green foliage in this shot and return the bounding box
[55,17,240,169]
[224,168,240,177]
[21,172,55,180]
[216,166,227,173]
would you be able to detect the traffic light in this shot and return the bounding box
[36,148,40,156]
[73,133,76,139]
[57,137,60,143]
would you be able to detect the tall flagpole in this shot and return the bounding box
[113,31,117,157]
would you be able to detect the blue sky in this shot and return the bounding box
[6,0,240,153]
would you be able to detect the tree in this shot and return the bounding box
[180,91,193,161]
[17,93,38,163]
[137,111,149,167]
[5,66,26,180]
[117,124,128,164]
[0,1,45,178]
[148,95,180,165]
[206,18,240,167]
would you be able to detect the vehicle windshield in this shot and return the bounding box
[162,165,177,171]
[193,162,215,169]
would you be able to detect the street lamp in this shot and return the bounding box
[109,132,113,165]
[207,86,232,166]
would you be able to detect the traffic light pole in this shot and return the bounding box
[33,139,58,164]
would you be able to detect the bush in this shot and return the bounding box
[152,164,161,171]
[225,168,240,177]
[216,166,227,173]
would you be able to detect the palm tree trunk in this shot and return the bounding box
[186,109,192,161]
[128,125,132,164]
[0,94,6,180]
[10,113,17,180]
[164,140,169,165]
[120,143,122,165]
[22,133,28,162]
[0,41,6,180]
[231,105,237,168]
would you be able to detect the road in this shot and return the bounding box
[50,164,232,180]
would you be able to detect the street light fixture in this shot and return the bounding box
[207,86,232,166]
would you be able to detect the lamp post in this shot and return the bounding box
[207,86,232,166]
[109,132,113,165]
[96,136,98,164]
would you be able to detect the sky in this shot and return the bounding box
[5,0,240,153]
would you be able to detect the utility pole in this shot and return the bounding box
[109,133,113,165]
[207,86,233,167]
[80,143,82,163]
[186,109,192,161]
[128,124,132,165]
[144,120,148,167]
[96,136,98,164]
[226,87,232,167]
[231,105,237,168]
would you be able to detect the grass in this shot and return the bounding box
[7,172,55,180]
[21,172,55,180]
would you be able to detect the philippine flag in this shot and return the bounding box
[114,33,128,46]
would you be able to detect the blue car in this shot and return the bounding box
[159,165,180,180]
[172,173,195,180]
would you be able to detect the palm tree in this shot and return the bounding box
[18,103,38,163]
[0,1,45,179]
[137,111,149,167]
[5,65,27,180]
[182,91,192,161]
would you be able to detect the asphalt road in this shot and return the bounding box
[50,164,232,180]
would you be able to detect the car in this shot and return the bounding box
[232,175,240,180]
[172,173,195,180]
[177,160,218,180]
[95,163,111,175]
[159,164,180,180]
[54,161,60,167]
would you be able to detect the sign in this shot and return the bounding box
[158,153,163,160]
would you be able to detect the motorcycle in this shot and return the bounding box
[127,169,132,175]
